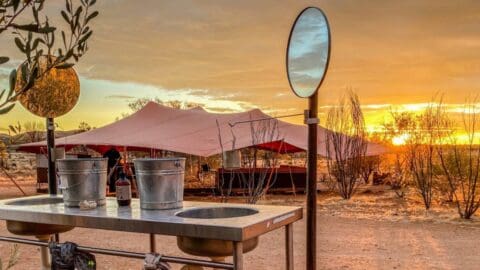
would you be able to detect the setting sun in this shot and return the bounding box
[392,133,410,146]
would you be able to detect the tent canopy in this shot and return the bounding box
[16,102,387,157]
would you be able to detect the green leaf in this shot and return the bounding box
[20,64,28,84]
[0,90,5,101]
[61,10,70,23]
[24,76,35,91]
[49,31,55,48]
[74,6,83,17]
[9,70,17,94]
[78,30,93,45]
[12,0,20,11]
[66,0,71,13]
[37,49,44,58]
[32,38,41,50]
[82,26,90,34]
[13,23,39,32]
[55,63,75,69]
[37,26,56,33]
[61,31,67,48]
[0,103,15,115]
[32,5,39,23]
[0,57,9,64]
[86,11,99,23]
[63,49,74,61]
[31,66,39,78]
[14,37,25,53]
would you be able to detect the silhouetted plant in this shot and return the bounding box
[237,118,281,204]
[405,99,447,210]
[325,91,367,199]
[379,110,423,197]
[78,121,92,132]
[127,97,201,113]
[360,156,381,184]
[0,0,98,114]
[436,97,480,219]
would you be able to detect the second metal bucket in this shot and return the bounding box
[57,158,107,207]
[134,158,185,210]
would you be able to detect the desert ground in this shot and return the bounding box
[0,178,479,270]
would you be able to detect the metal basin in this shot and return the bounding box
[6,221,74,236]
[175,207,258,219]
[177,236,259,258]
[5,197,74,236]
[176,207,259,262]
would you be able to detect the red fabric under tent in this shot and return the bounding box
[16,102,387,157]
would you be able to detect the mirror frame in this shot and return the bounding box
[286,6,331,98]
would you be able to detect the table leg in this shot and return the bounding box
[149,233,156,253]
[233,241,243,270]
[285,224,294,270]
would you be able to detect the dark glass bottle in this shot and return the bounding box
[115,171,131,206]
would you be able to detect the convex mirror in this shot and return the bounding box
[14,55,80,118]
[287,7,331,98]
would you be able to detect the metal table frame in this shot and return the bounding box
[0,224,294,269]
[0,196,300,269]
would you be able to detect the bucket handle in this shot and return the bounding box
[174,160,183,169]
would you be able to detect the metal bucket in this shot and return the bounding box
[57,158,107,207]
[134,158,185,210]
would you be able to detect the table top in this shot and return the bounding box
[0,195,302,241]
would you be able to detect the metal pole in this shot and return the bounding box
[149,233,156,253]
[46,117,57,195]
[233,241,243,270]
[285,224,294,270]
[306,93,318,270]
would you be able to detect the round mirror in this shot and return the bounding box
[14,56,80,118]
[287,7,331,98]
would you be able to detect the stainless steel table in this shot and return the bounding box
[0,195,302,269]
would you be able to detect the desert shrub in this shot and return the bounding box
[386,153,408,198]
[436,99,480,219]
[325,91,367,199]
[360,156,381,184]
[405,101,447,210]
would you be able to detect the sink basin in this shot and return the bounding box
[175,207,258,219]
[6,221,74,236]
[5,197,64,206]
[177,236,259,258]
[5,197,74,236]
[176,206,259,269]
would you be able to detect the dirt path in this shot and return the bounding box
[0,182,479,269]
[0,212,479,269]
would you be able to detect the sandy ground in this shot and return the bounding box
[0,179,479,269]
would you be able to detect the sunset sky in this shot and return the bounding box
[1,0,480,136]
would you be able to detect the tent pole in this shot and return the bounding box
[46,118,57,195]
[306,92,318,270]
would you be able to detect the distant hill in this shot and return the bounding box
[2,130,82,146]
